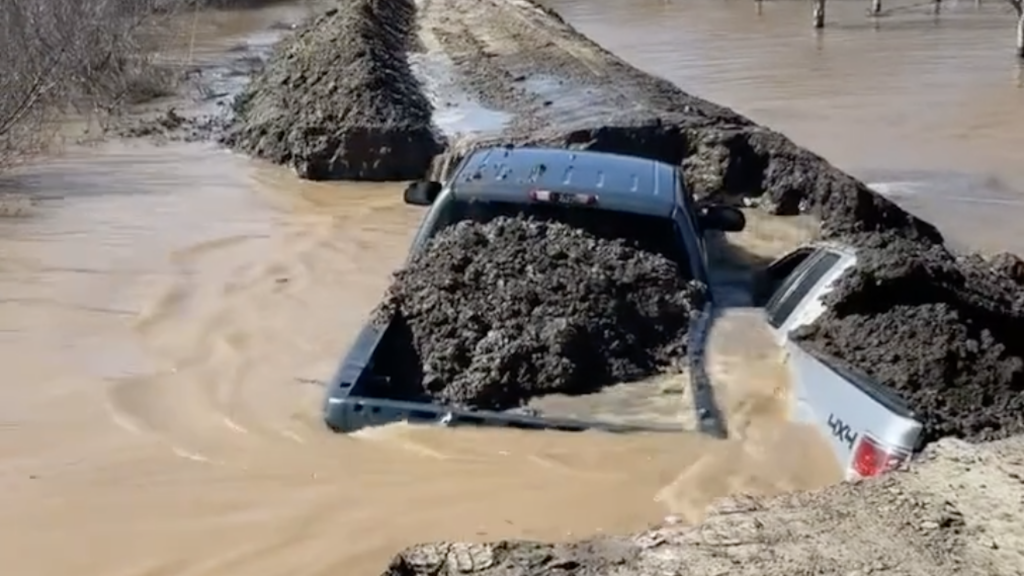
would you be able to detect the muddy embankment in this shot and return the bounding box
[222,0,442,179]
[383,436,1024,576]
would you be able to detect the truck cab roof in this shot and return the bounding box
[448,146,684,217]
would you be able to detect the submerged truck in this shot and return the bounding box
[321,145,924,481]
[754,243,923,479]
[322,146,746,436]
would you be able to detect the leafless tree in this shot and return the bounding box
[0,0,183,170]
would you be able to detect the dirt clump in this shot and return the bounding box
[989,251,1024,285]
[380,436,1024,576]
[222,0,442,180]
[793,233,1024,446]
[111,107,230,143]
[373,216,705,411]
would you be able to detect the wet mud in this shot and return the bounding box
[222,1,443,179]
[381,436,1024,576]
[374,216,705,411]
[793,233,1024,446]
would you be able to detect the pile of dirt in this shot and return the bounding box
[222,0,442,180]
[793,232,1024,446]
[373,216,706,411]
[380,436,1024,576]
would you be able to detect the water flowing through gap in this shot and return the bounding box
[0,0,1023,575]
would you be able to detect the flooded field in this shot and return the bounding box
[1,1,1022,575]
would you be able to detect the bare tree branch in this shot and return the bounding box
[0,0,188,170]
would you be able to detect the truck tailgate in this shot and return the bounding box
[784,341,923,479]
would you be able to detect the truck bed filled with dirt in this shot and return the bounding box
[371,215,705,412]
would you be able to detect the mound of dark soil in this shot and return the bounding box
[436,127,942,244]
[374,216,706,411]
[793,233,1024,445]
[222,0,442,180]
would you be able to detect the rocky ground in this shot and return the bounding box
[373,216,705,411]
[381,436,1024,576]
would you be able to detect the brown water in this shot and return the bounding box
[2,1,1023,575]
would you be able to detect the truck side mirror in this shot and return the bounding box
[403,181,442,206]
[700,205,746,232]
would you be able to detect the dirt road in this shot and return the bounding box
[383,435,1024,575]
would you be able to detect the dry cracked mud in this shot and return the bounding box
[382,436,1024,576]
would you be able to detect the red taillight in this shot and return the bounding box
[850,435,909,478]
[529,189,598,205]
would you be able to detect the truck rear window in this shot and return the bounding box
[428,198,690,275]
[767,250,841,328]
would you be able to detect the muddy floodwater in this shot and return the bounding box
[2,1,1023,575]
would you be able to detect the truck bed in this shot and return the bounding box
[322,304,722,435]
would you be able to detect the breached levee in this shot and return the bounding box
[226,0,1024,471]
[225,0,937,244]
[222,0,442,180]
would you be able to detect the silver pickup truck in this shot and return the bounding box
[755,242,923,480]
